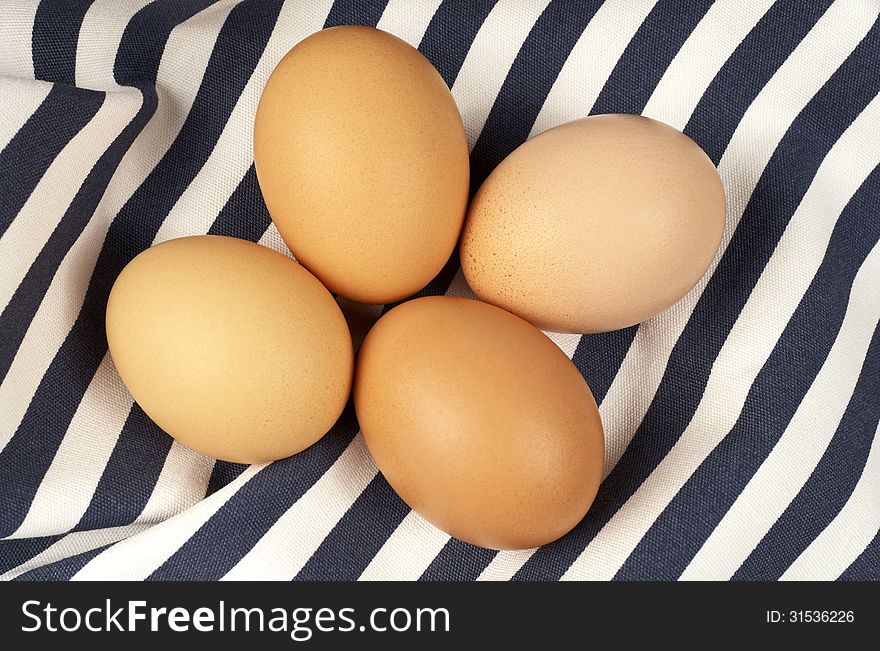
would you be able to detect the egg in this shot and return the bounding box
[354,296,604,550]
[460,114,726,333]
[106,235,353,463]
[254,26,470,304]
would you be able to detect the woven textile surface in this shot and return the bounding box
[0,0,878,581]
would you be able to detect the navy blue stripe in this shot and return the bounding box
[73,405,173,531]
[419,538,496,581]
[0,0,221,539]
[207,165,271,241]
[323,0,389,28]
[148,405,359,580]
[733,318,880,580]
[13,543,112,581]
[514,20,880,580]
[685,0,835,166]
[113,0,201,86]
[838,530,880,581]
[572,329,637,406]
[205,461,249,497]
[617,169,880,580]
[62,0,285,533]
[418,0,497,87]
[0,85,104,241]
[590,0,714,115]
[468,1,604,189]
[294,474,410,581]
[31,0,94,85]
[0,535,63,574]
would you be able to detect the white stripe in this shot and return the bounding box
[0,78,52,152]
[476,548,539,581]
[72,465,263,580]
[359,511,451,581]
[453,0,552,150]
[529,0,657,138]
[598,0,878,476]
[136,441,215,525]
[682,242,880,580]
[641,0,774,129]
[0,88,142,313]
[781,421,880,580]
[0,0,38,79]
[76,0,154,90]
[0,524,152,581]
[8,357,131,538]
[258,222,294,258]
[563,89,880,581]
[222,435,376,580]
[0,1,238,505]
[376,0,443,47]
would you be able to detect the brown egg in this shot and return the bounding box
[460,114,726,333]
[354,296,604,550]
[254,26,469,304]
[106,235,353,463]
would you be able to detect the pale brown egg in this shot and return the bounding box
[460,114,726,333]
[106,235,353,464]
[254,26,469,304]
[354,296,604,550]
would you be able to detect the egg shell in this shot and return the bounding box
[460,114,726,333]
[106,235,353,464]
[254,26,470,304]
[354,296,604,550]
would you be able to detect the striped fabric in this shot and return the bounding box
[0,0,878,582]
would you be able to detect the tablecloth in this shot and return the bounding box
[0,0,878,581]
